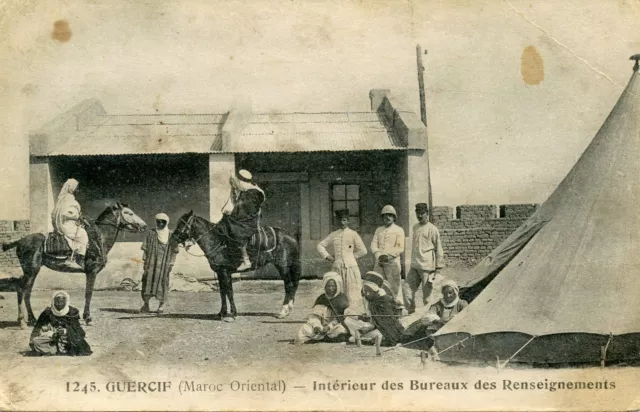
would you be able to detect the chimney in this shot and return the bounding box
[221,98,253,151]
[369,89,390,112]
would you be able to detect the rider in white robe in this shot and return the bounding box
[51,179,88,268]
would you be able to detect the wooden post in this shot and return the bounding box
[417,45,427,126]
[416,44,434,221]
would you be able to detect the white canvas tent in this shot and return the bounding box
[433,57,640,365]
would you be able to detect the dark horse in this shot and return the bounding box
[171,211,301,322]
[0,202,147,327]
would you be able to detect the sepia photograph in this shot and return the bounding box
[0,0,639,410]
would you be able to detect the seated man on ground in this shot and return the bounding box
[419,279,468,360]
[29,291,92,356]
[295,272,351,344]
[348,271,452,356]
[343,271,399,347]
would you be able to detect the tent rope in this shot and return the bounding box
[500,335,537,368]
[600,333,613,368]
[381,334,435,353]
[435,336,471,356]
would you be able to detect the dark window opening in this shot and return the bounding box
[331,183,361,230]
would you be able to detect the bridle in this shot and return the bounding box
[93,205,144,253]
[174,214,226,257]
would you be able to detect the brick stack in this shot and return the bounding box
[432,204,538,267]
[0,220,30,270]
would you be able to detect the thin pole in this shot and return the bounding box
[416,44,434,222]
[417,45,427,126]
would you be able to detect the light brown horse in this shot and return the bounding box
[1,202,146,327]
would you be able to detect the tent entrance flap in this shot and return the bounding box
[460,218,548,302]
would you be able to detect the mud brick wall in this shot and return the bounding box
[0,220,30,272]
[432,204,538,267]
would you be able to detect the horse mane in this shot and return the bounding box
[193,214,216,228]
[95,205,118,223]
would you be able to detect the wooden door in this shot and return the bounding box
[253,181,301,278]
[259,182,301,240]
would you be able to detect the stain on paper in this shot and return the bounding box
[521,45,544,85]
[51,20,72,42]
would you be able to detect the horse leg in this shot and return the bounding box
[24,257,42,326]
[275,263,292,319]
[218,270,235,322]
[288,259,302,312]
[24,276,38,326]
[18,245,41,327]
[214,268,228,320]
[16,287,27,329]
[226,275,237,321]
[83,271,97,325]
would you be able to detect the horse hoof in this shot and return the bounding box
[19,321,28,330]
[85,318,93,326]
[222,316,235,323]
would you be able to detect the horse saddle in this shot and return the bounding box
[44,231,73,258]
[248,226,277,253]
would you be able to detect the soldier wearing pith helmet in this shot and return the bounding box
[370,205,406,312]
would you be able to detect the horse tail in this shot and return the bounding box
[280,228,302,286]
[291,246,302,286]
[1,240,19,252]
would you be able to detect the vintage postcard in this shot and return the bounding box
[0,0,639,410]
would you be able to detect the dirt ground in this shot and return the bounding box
[0,280,431,366]
[0,280,636,411]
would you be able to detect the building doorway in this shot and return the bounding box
[253,181,301,278]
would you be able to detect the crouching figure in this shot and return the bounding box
[29,291,92,356]
[295,272,350,344]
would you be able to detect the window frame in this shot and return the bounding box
[330,182,362,229]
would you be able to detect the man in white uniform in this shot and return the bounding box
[402,203,444,314]
[317,209,368,313]
[370,205,405,311]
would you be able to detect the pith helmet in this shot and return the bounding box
[380,205,397,217]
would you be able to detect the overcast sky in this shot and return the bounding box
[1,0,639,219]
